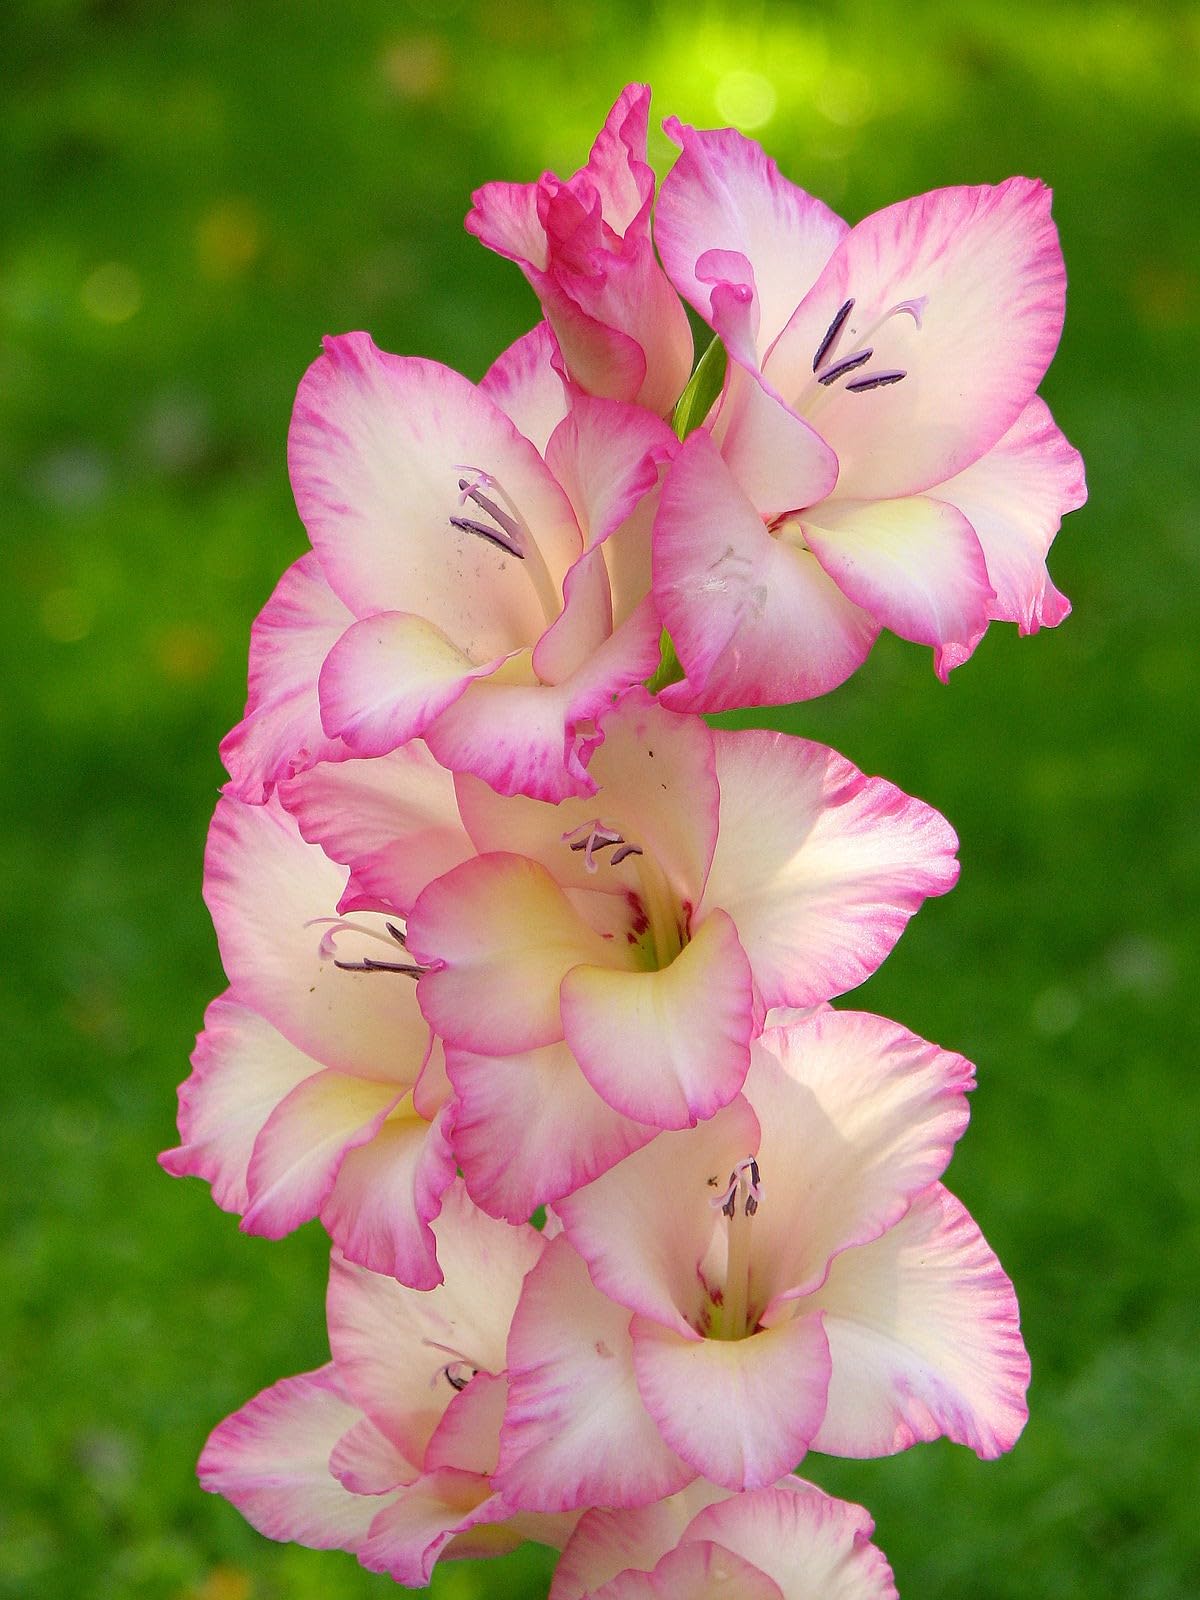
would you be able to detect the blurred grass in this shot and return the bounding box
[1,0,1198,1596]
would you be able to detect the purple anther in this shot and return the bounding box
[333,956,427,976]
[812,297,855,372]
[449,515,524,559]
[817,348,874,386]
[563,819,627,873]
[845,369,906,393]
[609,843,644,866]
[458,479,527,553]
[385,922,408,946]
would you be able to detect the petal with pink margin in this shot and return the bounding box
[767,179,1066,500]
[549,1483,732,1600]
[933,394,1085,635]
[446,1037,658,1224]
[198,1365,378,1551]
[159,993,319,1214]
[682,1483,898,1600]
[806,1184,1030,1459]
[745,1012,974,1309]
[426,595,663,803]
[219,553,355,802]
[630,1311,831,1491]
[329,1415,414,1496]
[407,853,623,1054]
[561,909,755,1129]
[320,1100,457,1289]
[653,433,877,712]
[701,729,959,1009]
[423,1370,507,1476]
[240,1070,401,1239]
[317,610,512,757]
[357,1467,511,1586]
[496,1236,695,1513]
[589,1539,785,1600]
[801,494,994,649]
[480,322,569,455]
[278,744,472,916]
[657,120,847,358]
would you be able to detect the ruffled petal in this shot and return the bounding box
[317,611,510,757]
[496,1237,695,1512]
[407,853,622,1055]
[320,1100,457,1289]
[933,394,1085,637]
[480,322,569,454]
[278,744,472,916]
[560,909,755,1128]
[198,1366,378,1550]
[630,1311,831,1490]
[550,1485,731,1600]
[588,1539,785,1600]
[745,1012,974,1306]
[807,1184,1030,1459]
[653,433,877,712]
[683,1484,898,1600]
[702,729,959,1009]
[446,1038,657,1224]
[219,553,354,801]
[327,1181,543,1460]
[159,993,319,1214]
[241,1070,400,1238]
[802,495,994,650]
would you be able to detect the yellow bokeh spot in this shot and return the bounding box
[714,69,777,130]
[154,621,219,683]
[81,262,142,324]
[196,200,262,281]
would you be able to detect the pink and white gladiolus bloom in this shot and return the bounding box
[161,785,457,1288]
[227,321,678,806]
[551,1479,897,1600]
[339,691,959,1219]
[467,84,693,418]
[198,1182,579,1586]
[495,1008,1029,1507]
[651,120,1087,708]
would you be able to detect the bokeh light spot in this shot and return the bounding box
[714,69,777,129]
[196,200,262,281]
[81,262,142,324]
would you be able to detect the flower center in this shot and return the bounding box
[796,294,926,413]
[705,1156,763,1341]
[450,468,561,628]
[561,818,687,970]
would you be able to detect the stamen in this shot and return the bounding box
[812,297,854,372]
[449,514,524,559]
[817,348,873,386]
[563,819,626,873]
[845,369,906,392]
[710,1155,764,1218]
[609,843,644,866]
[333,955,427,975]
[307,916,401,961]
[385,922,408,946]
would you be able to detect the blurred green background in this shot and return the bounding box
[2,0,1197,1596]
